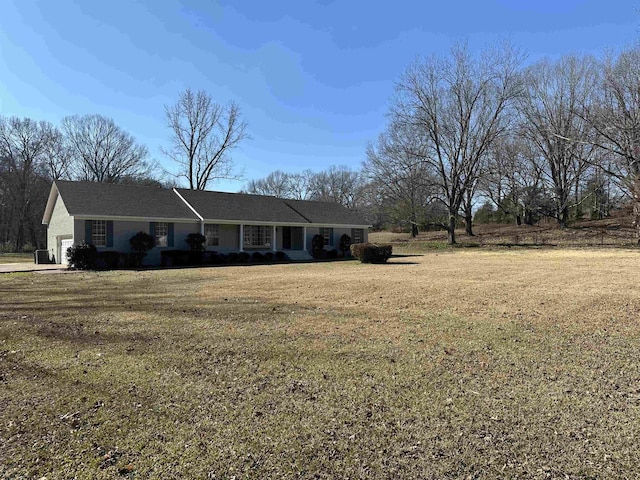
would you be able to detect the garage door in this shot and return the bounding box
[60,239,74,265]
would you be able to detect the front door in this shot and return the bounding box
[282,227,292,249]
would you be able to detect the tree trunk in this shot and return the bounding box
[464,210,474,236]
[515,214,522,226]
[411,223,418,238]
[559,206,569,229]
[447,215,457,245]
[524,209,535,226]
[574,181,582,221]
[634,181,640,246]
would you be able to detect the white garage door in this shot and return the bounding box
[60,239,74,265]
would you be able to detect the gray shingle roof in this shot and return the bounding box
[52,181,370,226]
[55,181,200,220]
[175,189,309,223]
[283,199,369,225]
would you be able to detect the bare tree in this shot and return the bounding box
[364,121,435,237]
[0,117,54,250]
[245,170,294,197]
[163,89,248,190]
[286,170,316,200]
[41,126,72,180]
[244,169,316,199]
[308,165,364,209]
[62,114,150,183]
[583,46,640,241]
[392,42,523,244]
[481,134,547,225]
[517,55,597,228]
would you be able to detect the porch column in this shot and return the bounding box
[272,225,277,251]
[303,226,307,251]
[239,224,244,252]
[200,221,205,235]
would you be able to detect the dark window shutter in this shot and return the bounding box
[85,220,92,244]
[106,221,114,248]
[168,223,174,247]
[149,222,156,240]
[329,228,334,246]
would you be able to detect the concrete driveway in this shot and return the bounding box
[0,263,69,274]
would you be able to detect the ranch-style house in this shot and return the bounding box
[42,180,370,265]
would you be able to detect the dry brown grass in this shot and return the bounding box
[370,212,638,251]
[2,250,640,478]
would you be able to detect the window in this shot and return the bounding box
[319,227,333,246]
[91,220,106,247]
[155,222,168,247]
[205,224,219,247]
[352,228,363,244]
[243,225,272,248]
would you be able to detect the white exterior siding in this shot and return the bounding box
[47,195,74,264]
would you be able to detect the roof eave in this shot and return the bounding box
[41,182,59,225]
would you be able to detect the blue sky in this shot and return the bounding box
[0,0,638,191]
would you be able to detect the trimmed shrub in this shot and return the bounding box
[185,233,206,251]
[264,251,274,261]
[188,251,204,265]
[311,234,324,259]
[203,251,218,264]
[275,251,286,260]
[238,251,250,263]
[252,251,264,262]
[95,251,120,270]
[228,252,239,263]
[339,234,352,257]
[161,250,190,267]
[350,243,392,264]
[328,249,338,259]
[118,253,136,268]
[67,242,97,270]
[130,231,155,266]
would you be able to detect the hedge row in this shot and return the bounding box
[67,243,292,270]
[67,243,141,270]
[161,250,287,267]
[350,243,393,263]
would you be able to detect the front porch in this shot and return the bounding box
[238,225,308,252]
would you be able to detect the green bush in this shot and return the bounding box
[185,233,206,251]
[67,242,98,270]
[252,251,264,262]
[339,234,352,257]
[129,231,155,266]
[264,251,274,261]
[238,252,250,263]
[311,234,324,259]
[350,243,393,264]
[95,251,120,270]
[275,251,286,260]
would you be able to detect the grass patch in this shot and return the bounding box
[2,252,640,477]
[0,253,34,263]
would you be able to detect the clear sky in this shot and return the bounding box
[0,1,638,191]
